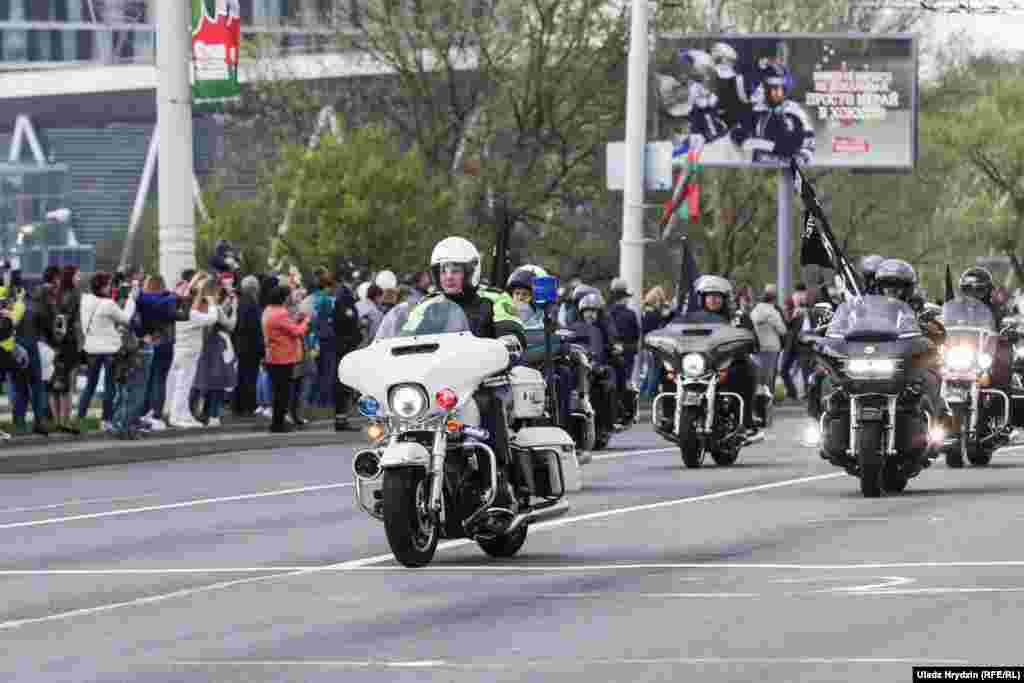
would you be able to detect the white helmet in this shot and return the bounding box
[520,264,548,278]
[357,281,371,300]
[578,292,606,313]
[375,270,398,290]
[711,42,738,65]
[430,236,481,290]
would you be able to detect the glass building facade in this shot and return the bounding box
[0,0,355,67]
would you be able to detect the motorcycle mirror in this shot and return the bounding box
[532,276,559,306]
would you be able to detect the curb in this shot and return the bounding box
[0,419,370,475]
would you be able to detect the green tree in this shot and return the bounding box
[929,61,1024,284]
[268,121,469,275]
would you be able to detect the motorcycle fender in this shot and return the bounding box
[379,441,431,469]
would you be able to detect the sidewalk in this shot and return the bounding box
[0,416,370,475]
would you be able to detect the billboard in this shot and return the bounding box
[192,0,242,106]
[653,33,918,169]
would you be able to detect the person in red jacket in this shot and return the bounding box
[261,285,309,433]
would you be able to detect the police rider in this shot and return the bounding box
[957,266,1021,430]
[407,237,527,511]
[570,292,625,430]
[672,275,764,440]
[607,278,641,424]
[875,259,949,425]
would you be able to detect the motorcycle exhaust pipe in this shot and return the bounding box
[352,449,383,481]
[505,499,569,535]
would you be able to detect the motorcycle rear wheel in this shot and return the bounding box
[383,468,440,568]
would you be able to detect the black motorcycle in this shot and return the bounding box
[803,295,940,497]
[937,297,1010,467]
[646,321,760,468]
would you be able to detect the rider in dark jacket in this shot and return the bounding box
[671,275,762,438]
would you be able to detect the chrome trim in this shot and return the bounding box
[979,388,1011,430]
[506,498,570,534]
[352,449,382,481]
[461,441,499,531]
[704,376,718,433]
[428,427,448,513]
[354,478,384,521]
[652,392,673,428]
[886,395,898,457]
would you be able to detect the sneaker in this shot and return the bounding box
[101,420,114,433]
[146,418,168,431]
[170,418,203,429]
[208,417,222,428]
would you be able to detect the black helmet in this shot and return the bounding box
[874,259,917,302]
[506,267,536,295]
[959,266,993,303]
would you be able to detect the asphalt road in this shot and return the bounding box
[3,411,1024,682]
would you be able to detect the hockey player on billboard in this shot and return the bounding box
[731,63,815,165]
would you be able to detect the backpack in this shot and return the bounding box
[314,291,336,343]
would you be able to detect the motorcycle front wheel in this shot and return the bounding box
[679,407,703,468]
[858,422,884,498]
[383,468,440,568]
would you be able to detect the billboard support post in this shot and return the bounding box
[777,168,793,305]
[619,0,650,311]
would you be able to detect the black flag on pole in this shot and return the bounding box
[790,159,862,298]
[800,210,834,270]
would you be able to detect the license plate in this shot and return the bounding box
[681,392,703,406]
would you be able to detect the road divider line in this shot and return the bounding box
[172,656,971,668]
[0,483,354,531]
[0,567,324,576]
[0,470,846,630]
[0,493,162,515]
[346,560,1024,572]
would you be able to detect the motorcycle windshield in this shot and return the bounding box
[941,296,995,332]
[827,295,920,341]
[384,299,472,338]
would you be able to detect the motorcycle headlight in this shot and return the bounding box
[944,347,974,371]
[388,384,428,420]
[682,353,707,377]
[977,352,993,371]
[846,358,896,378]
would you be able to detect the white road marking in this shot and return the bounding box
[845,587,1024,596]
[174,656,971,668]
[347,560,1024,572]
[819,576,916,592]
[0,471,843,630]
[0,482,354,531]
[590,447,676,461]
[540,592,762,599]
[0,493,162,515]
[0,568,322,576]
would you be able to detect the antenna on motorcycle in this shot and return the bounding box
[533,275,560,406]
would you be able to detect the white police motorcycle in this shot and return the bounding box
[339,296,577,568]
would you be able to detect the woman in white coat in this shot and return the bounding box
[77,272,137,430]
[165,274,220,428]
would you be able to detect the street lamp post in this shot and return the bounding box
[619,0,650,311]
